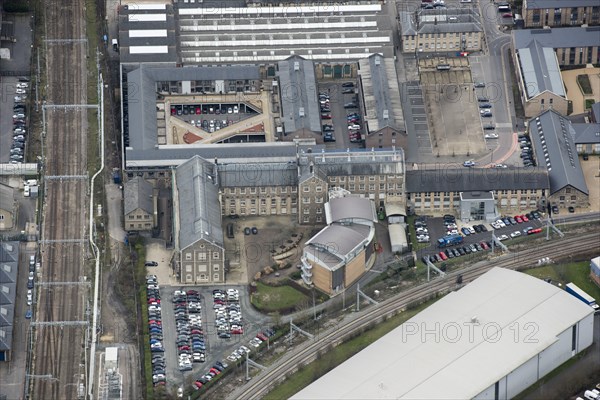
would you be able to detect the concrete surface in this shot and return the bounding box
[561,67,600,115]
[580,155,600,212]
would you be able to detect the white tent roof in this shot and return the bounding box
[292,267,594,400]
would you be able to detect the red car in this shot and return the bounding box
[231,327,244,334]
[257,333,268,341]
[171,107,176,115]
[147,298,160,304]
[521,214,529,222]
[148,320,161,325]
[479,241,489,250]
[528,228,542,235]
[321,114,332,119]
[179,345,190,351]
[209,367,221,375]
[438,251,448,261]
[194,381,204,390]
[195,107,201,115]
[515,215,523,223]
[502,12,513,18]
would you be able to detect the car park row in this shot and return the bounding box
[10,79,30,164]
[213,288,242,338]
[172,288,206,371]
[147,276,166,387]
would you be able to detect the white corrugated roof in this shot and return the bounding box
[178,4,382,16]
[127,13,166,22]
[129,45,169,54]
[127,4,166,10]
[128,29,168,38]
[292,267,594,400]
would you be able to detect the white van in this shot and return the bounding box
[584,391,598,400]
[24,185,30,197]
[25,179,38,186]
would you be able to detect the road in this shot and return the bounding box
[29,0,91,398]
[227,231,599,399]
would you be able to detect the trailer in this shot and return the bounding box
[437,235,463,248]
[565,283,599,310]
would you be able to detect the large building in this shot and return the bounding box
[0,241,18,362]
[406,168,550,218]
[399,8,483,54]
[522,0,600,28]
[512,26,600,118]
[528,110,590,209]
[123,177,155,232]
[173,156,225,284]
[292,267,596,399]
[119,2,393,65]
[301,196,377,296]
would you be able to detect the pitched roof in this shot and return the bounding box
[175,156,224,251]
[277,56,322,134]
[298,148,404,178]
[529,110,589,195]
[306,223,372,269]
[0,242,19,352]
[0,184,14,212]
[123,177,154,215]
[218,162,298,187]
[524,0,598,9]
[513,26,600,50]
[400,8,482,36]
[572,123,600,145]
[405,168,550,193]
[516,41,565,99]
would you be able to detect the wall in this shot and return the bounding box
[221,184,298,217]
[0,208,14,230]
[548,185,589,208]
[299,175,328,225]
[344,249,366,288]
[523,5,600,28]
[180,240,225,284]
[124,208,153,231]
[524,92,569,118]
[311,260,333,295]
[506,353,539,399]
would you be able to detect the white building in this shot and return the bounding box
[292,267,595,400]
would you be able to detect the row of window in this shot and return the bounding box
[226,197,297,207]
[127,214,151,220]
[329,175,400,183]
[225,207,297,215]
[183,273,221,282]
[127,223,152,229]
[224,186,297,195]
[558,47,600,65]
[184,251,220,261]
[184,264,221,272]
[410,189,541,197]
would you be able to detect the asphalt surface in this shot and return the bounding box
[159,285,270,389]
[414,215,545,261]
[317,81,364,150]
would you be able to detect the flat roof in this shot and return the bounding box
[306,223,371,267]
[128,29,168,38]
[292,267,595,399]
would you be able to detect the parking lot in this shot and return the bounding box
[169,103,258,135]
[413,212,545,263]
[420,58,487,158]
[317,81,365,149]
[0,77,30,164]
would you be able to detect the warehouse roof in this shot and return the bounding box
[278,56,322,134]
[218,162,298,188]
[175,156,223,251]
[529,110,589,195]
[325,197,377,225]
[123,176,153,215]
[523,0,599,9]
[292,267,595,399]
[405,168,550,193]
[513,26,600,50]
[517,41,565,99]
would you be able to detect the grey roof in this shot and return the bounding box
[175,156,224,250]
[591,102,600,122]
[400,9,482,36]
[513,26,600,50]
[306,223,371,267]
[0,242,19,352]
[326,197,377,224]
[529,110,589,195]
[175,4,394,63]
[0,184,14,212]
[524,0,599,9]
[358,55,402,131]
[517,41,565,98]
[405,168,550,193]
[218,162,298,188]
[299,148,404,181]
[126,141,320,169]
[123,177,153,215]
[118,3,178,64]
[277,56,322,134]
[460,191,494,200]
[126,64,261,156]
[572,123,600,144]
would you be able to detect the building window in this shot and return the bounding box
[303,208,310,214]
[185,252,192,261]
[214,273,220,280]
[303,186,310,192]
[316,207,322,214]
[303,216,310,223]
[316,186,322,192]
[213,252,219,259]
[213,264,219,271]
[198,252,207,261]
[316,216,322,222]
[302,197,310,204]
[315,197,323,203]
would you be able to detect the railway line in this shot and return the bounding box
[29,0,90,398]
[230,232,599,400]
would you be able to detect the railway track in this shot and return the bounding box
[230,232,599,400]
[30,0,90,398]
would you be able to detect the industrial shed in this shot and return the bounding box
[388,224,408,254]
[292,267,595,400]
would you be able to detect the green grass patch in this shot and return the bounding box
[577,74,593,95]
[251,281,309,313]
[264,298,438,400]
[524,260,600,302]
[585,99,595,110]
